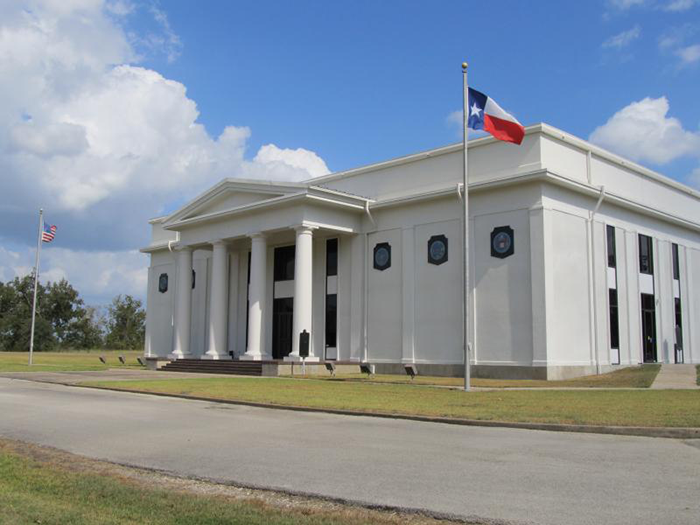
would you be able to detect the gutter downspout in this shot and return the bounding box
[587,185,606,374]
[363,201,374,364]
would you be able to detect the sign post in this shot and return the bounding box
[299,329,310,376]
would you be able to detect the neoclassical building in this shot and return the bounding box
[142,123,700,379]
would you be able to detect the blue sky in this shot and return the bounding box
[0,0,698,305]
[142,0,700,176]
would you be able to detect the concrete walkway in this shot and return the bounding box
[651,364,700,389]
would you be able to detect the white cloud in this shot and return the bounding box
[607,0,648,9]
[0,1,329,304]
[689,166,700,189]
[253,144,330,180]
[602,25,642,48]
[0,245,147,304]
[589,96,700,165]
[664,0,697,11]
[676,43,700,64]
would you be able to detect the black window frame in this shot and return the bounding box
[672,243,680,280]
[325,294,337,349]
[606,225,616,268]
[608,289,619,350]
[638,234,654,275]
[326,238,338,276]
[273,245,296,282]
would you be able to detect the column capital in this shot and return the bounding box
[211,239,228,248]
[248,232,267,240]
[292,224,318,235]
[174,244,193,253]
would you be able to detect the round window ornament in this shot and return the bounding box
[428,235,448,265]
[373,242,391,271]
[491,226,514,259]
[158,273,168,293]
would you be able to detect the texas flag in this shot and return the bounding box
[467,88,525,145]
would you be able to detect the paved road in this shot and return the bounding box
[1,377,698,525]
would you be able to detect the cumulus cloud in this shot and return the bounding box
[589,96,700,166]
[664,0,698,11]
[602,26,641,49]
[0,0,330,304]
[253,144,330,179]
[676,43,700,64]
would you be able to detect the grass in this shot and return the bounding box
[288,364,662,389]
[0,350,144,372]
[0,438,452,525]
[84,375,700,428]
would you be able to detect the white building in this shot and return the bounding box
[141,123,700,379]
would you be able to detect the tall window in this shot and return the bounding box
[325,239,338,351]
[609,289,619,351]
[274,245,295,281]
[606,225,616,268]
[638,234,653,274]
[672,243,680,280]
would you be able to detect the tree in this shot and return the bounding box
[104,295,145,350]
[0,276,56,352]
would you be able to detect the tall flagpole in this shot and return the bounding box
[462,62,471,391]
[29,208,43,366]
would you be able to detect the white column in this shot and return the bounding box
[169,247,193,360]
[287,225,317,361]
[241,233,270,360]
[203,240,229,360]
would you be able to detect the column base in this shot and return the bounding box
[284,355,321,362]
[167,352,192,360]
[239,353,272,361]
[201,353,231,360]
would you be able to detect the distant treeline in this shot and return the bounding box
[0,276,145,352]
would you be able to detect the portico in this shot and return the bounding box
[148,179,367,364]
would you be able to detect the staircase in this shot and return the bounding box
[160,359,265,376]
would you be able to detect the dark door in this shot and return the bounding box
[641,294,657,363]
[272,298,293,359]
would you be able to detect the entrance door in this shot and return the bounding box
[272,297,293,359]
[641,293,657,363]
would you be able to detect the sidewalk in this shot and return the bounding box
[650,364,700,390]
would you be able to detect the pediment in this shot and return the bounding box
[182,190,283,220]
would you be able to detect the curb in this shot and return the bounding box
[72,383,700,440]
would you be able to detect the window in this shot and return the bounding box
[672,243,680,280]
[606,225,616,268]
[675,298,683,348]
[325,294,337,349]
[192,269,196,289]
[428,235,448,265]
[609,289,619,350]
[373,242,391,271]
[274,245,295,281]
[325,239,338,352]
[326,238,338,276]
[158,273,168,293]
[638,234,653,274]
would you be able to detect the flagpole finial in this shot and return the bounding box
[462,62,468,70]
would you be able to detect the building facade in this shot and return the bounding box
[142,124,700,379]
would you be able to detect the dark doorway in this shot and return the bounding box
[272,297,293,359]
[641,294,657,363]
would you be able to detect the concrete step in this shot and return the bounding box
[160,359,264,377]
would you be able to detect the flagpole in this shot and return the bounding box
[462,62,471,391]
[29,208,43,366]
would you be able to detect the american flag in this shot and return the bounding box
[41,224,57,243]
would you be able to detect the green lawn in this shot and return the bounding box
[0,350,144,372]
[84,375,700,428]
[289,364,661,389]
[0,439,449,525]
